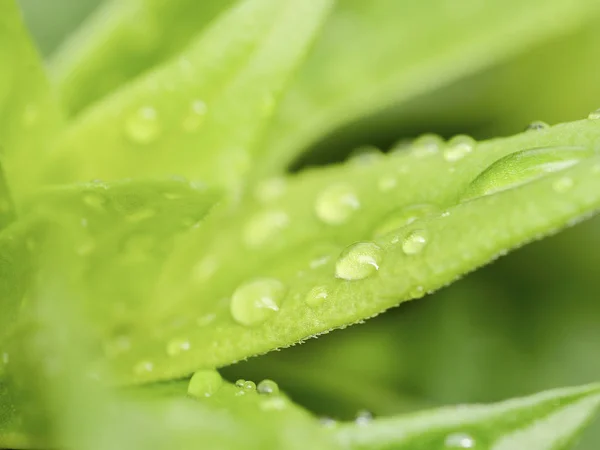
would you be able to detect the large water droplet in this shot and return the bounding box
[443,135,475,162]
[243,210,289,248]
[401,229,429,255]
[188,369,222,398]
[125,106,160,144]
[412,134,443,157]
[182,99,207,132]
[445,432,476,448]
[257,379,279,395]
[166,338,191,356]
[588,108,600,119]
[373,204,438,237]
[304,286,329,307]
[460,146,592,201]
[335,242,382,281]
[315,184,360,225]
[230,278,285,326]
[526,121,549,131]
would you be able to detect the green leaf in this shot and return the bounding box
[105,118,600,383]
[41,0,333,190]
[0,0,63,201]
[51,0,236,115]
[256,0,600,177]
[333,383,600,450]
[0,161,15,230]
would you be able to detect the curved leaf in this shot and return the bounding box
[333,383,600,450]
[41,0,333,190]
[101,118,600,383]
[51,0,236,115]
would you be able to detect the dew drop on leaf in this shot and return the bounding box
[257,379,279,395]
[133,360,154,375]
[243,210,289,248]
[401,229,429,255]
[373,203,439,237]
[460,146,593,201]
[230,278,285,326]
[315,183,360,225]
[444,432,476,448]
[526,120,549,131]
[235,379,246,388]
[243,380,256,392]
[443,135,475,162]
[124,106,161,145]
[260,396,287,411]
[355,410,373,426]
[588,108,600,119]
[187,369,222,398]
[411,133,443,157]
[166,338,191,356]
[182,99,207,132]
[552,176,574,193]
[348,145,383,165]
[335,242,382,281]
[319,417,338,428]
[304,285,329,307]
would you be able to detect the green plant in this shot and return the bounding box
[2,0,600,448]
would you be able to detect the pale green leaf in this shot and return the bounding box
[40,0,333,190]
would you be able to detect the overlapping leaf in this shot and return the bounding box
[40,0,333,190]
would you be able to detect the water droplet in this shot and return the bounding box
[355,410,373,426]
[230,278,285,326]
[348,145,382,165]
[133,360,154,375]
[460,146,592,201]
[125,106,160,145]
[235,379,246,388]
[445,432,476,448]
[182,100,207,132]
[305,286,329,307]
[319,417,338,428]
[166,339,191,356]
[401,229,429,255]
[335,242,382,281]
[373,204,439,237]
[309,255,331,269]
[552,176,574,193]
[243,210,289,248]
[412,134,443,157]
[257,379,279,395]
[188,369,222,398]
[243,380,256,392]
[254,177,287,203]
[588,108,600,119]
[260,396,287,411]
[315,183,360,225]
[526,121,549,131]
[443,135,475,162]
[377,176,397,192]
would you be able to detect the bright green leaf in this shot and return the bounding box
[40,0,333,190]
[106,119,600,383]
[333,383,600,450]
[51,0,236,115]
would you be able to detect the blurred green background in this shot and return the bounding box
[16,0,600,448]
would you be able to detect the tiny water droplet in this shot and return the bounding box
[315,183,360,225]
[166,339,191,356]
[526,120,549,131]
[230,278,285,326]
[125,106,160,145]
[377,175,397,192]
[254,177,287,203]
[412,134,443,157]
[134,360,154,375]
[401,229,429,255]
[182,100,207,132]
[309,255,331,269]
[335,242,382,281]
[355,410,373,426]
[461,146,592,201]
[552,176,574,193]
[243,210,289,248]
[188,369,222,398]
[443,135,475,162]
[257,379,279,395]
[305,286,329,307]
[235,379,246,388]
[348,145,382,165]
[373,204,439,237]
[445,432,476,448]
[243,380,256,391]
[588,108,600,119]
